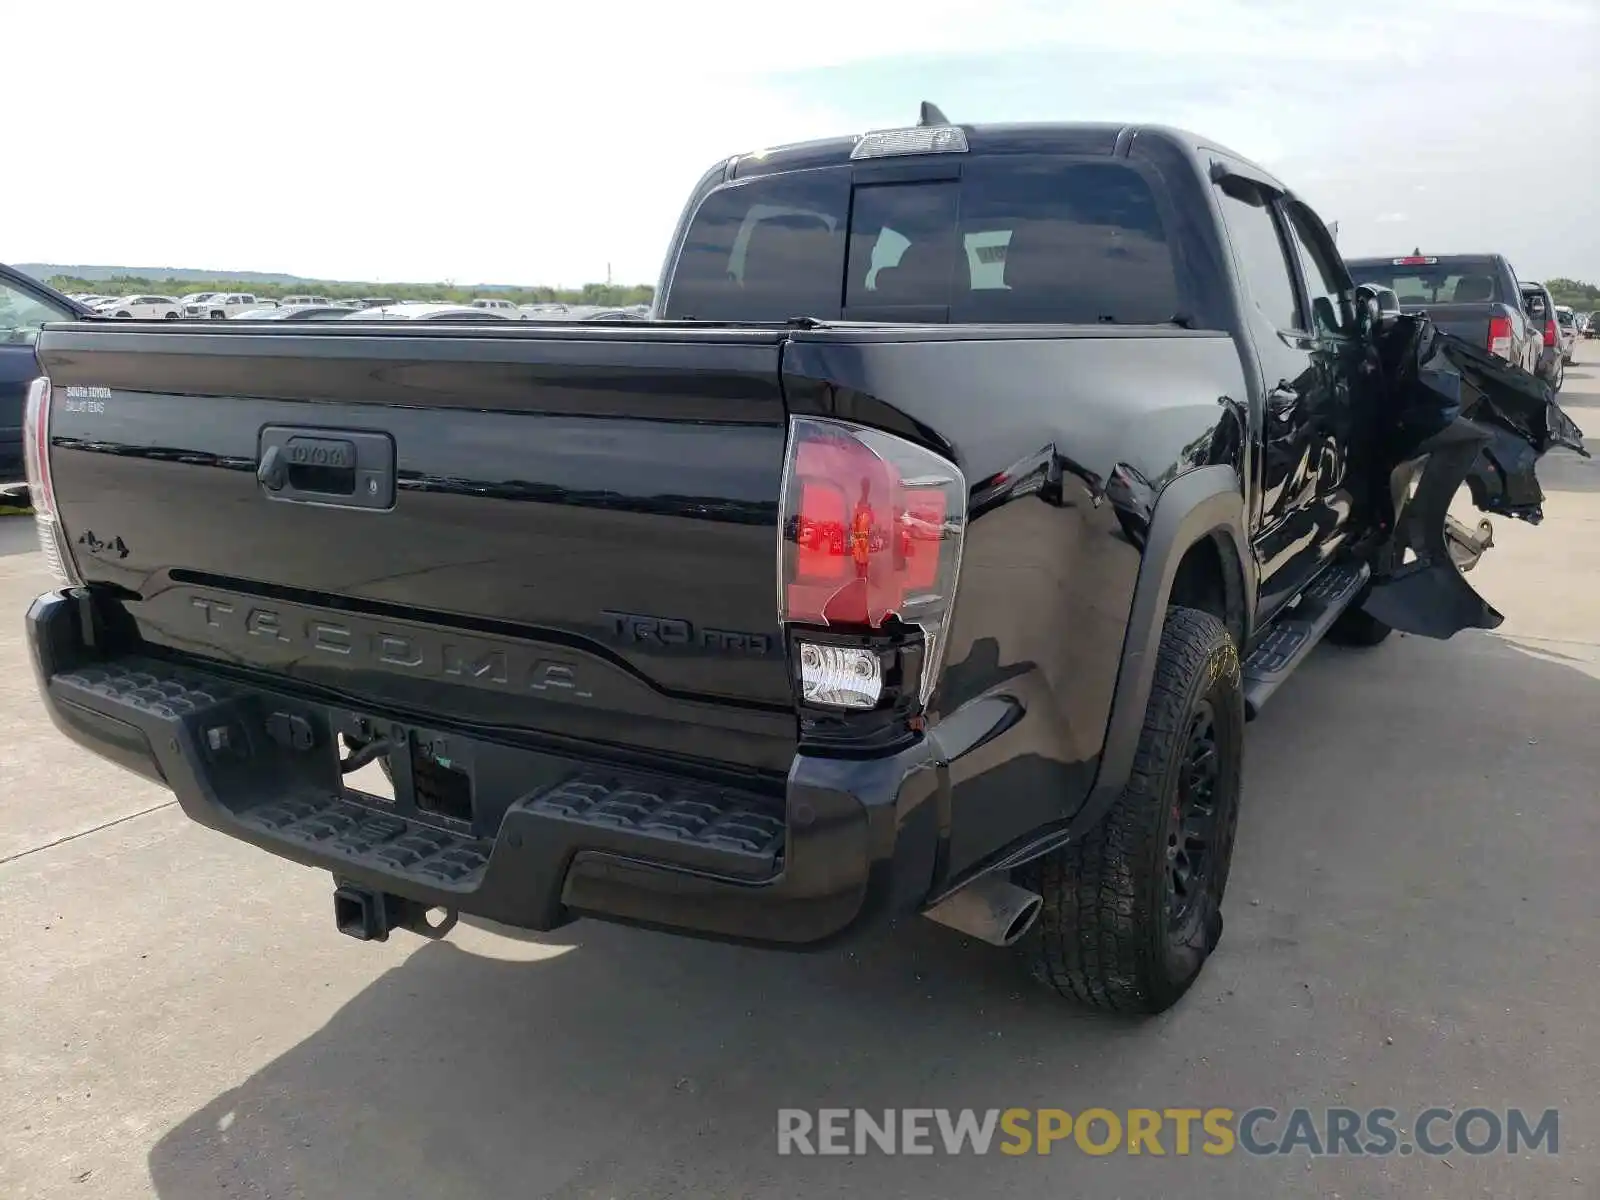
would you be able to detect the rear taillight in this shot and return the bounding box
[1487,315,1513,360]
[778,417,966,710]
[1544,319,1557,348]
[22,377,83,587]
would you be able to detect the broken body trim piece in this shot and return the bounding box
[1359,320,1587,639]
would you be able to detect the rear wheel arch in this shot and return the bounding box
[1084,466,1250,829]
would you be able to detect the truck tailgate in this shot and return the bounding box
[37,324,797,772]
[1395,301,1493,348]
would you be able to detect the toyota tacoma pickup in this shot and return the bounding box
[21,112,1585,1014]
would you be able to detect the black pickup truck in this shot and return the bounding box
[1344,252,1545,379]
[22,113,1585,1014]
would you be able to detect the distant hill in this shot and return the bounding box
[13,264,533,292]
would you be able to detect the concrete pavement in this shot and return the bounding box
[2,365,1598,1198]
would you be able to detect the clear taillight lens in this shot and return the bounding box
[22,377,83,588]
[778,416,966,707]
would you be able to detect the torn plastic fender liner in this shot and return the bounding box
[1363,419,1505,639]
[1358,317,1586,639]
[1410,321,1588,524]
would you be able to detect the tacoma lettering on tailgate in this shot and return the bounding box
[187,595,593,698]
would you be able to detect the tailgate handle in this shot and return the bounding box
[257,427,396,510]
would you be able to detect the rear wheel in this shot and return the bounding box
[164,311,179,320]
[1018,607,1243,1015]
[115,311,131,319]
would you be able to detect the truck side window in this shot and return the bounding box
[662,169,849,322]
[0,282,69,345]
[1217,180,1300,333]
[1283,204,1351,336]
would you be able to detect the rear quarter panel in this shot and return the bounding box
[784,328,1250,878]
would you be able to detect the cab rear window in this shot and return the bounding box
[1345,259,1506,306]
[662,158,1182,325]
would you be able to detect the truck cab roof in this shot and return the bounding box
[728,121,1281,190]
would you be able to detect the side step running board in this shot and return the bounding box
[1242,562,1370,720]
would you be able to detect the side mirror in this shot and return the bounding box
[1354,283,1401,332]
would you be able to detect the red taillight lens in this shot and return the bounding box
[778,417,966,704]
[1487,315,1513,360]
[1544,319,1558,348]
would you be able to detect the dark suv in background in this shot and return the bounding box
[1,265,87,483]
[1345,253,1542,377]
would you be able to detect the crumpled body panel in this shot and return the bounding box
[1361,315,1586,637]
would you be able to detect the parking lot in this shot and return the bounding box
[1,365,1596,1198]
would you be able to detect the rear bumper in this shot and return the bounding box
[26,591,940,948]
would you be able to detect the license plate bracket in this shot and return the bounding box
[332,713,478,834]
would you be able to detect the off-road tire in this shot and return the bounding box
[1325,605,1393,647]
[1018,606,1244,1014]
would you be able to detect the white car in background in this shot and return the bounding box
[183,293,264,319]
[95,295,183,319]
[279,294,332,307]
[469,297,524,319]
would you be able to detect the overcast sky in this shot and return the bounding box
[12,0,1598,287]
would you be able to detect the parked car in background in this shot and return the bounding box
[232,304,355,322]
[469,297,523,319]
[178,292,222,310]
[1519,282,1565,390]
[279,295,332,307]
[343,302,515,322]
[184,293,264,320]
[0,264,89,481]
[94,295,183,320]
[1554,306,1579,364]
[1344,253,1542,377]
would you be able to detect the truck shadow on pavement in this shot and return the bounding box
[142,630,1600,1199]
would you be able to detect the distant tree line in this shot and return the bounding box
[1543,278,1598,309]
[45,274,655,308]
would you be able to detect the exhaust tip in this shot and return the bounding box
[1001,894,1043,946]
[923,875,1043,948]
